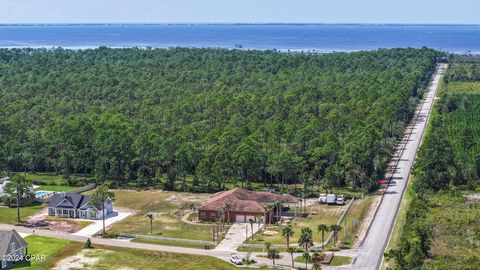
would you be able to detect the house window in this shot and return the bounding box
[200,212,206,218]
[11,242,16,252]
[210,213,216,219]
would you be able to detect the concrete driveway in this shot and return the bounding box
[73,210,132,237]
[215,222,262,251]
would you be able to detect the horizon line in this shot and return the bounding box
[0,22,479,26]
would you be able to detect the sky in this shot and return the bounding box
[0,0,479,24]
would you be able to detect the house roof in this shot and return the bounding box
[48,193,107,210]
[198,188,299,213]
[0,229,28,256]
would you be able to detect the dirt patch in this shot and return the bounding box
[52,249,106,270]
[263,230,278,236]
[27,217,81,233]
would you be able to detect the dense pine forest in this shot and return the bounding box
[0,47,438,191]
[386,61,480,270]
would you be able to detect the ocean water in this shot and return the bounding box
[0,24,479,53]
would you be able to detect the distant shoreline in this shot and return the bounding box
[0,23,480,27]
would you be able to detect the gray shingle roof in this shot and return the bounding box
[48,193,107,210]
[0,229,28,256]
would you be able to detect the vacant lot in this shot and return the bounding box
[0,203,46,224]
[15,235,83,270]
[107,189,216,241]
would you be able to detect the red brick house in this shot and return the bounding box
[198,188,299,223]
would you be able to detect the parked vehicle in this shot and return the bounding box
[336,194,345,205]
[326,194,336,204]
[230,253,243,265]
[318,194,327,204]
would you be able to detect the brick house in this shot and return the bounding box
[198,188,299,223]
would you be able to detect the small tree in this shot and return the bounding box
[249,218,255,240]
[286,246,296,269]
[312,262,322,270]
[302,251,310,270]
[90,182,115,236]
[146,213,154,234]
[298,227,314,253]
[268,248,280,265]
[330,224,342,246]
[4,175,34,223]
[224,203,232,224]
[282,225,294,248]
[84,238,93,248]
[317,224,329,249]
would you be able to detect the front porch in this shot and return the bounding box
[48,208,99,220]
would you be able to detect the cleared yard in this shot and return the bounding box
[0,203,46,224]
[14,235,83,270]
[107,189,217,241]
[248,196,374,248]
[248,201,345,246]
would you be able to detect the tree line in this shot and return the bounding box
[0,47,438,192]
[385,61,480,269]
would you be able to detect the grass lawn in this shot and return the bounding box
[13,235,83,270]
[248,202,344,246]
[72,245,261,270]
[34,185,78,192]
[325,195,375,249]
[14,235,260,270]
[447,81,480,94]
[107,189,219,241]
[0,203,46,224]
[131,238,214,249]
[294,255,352,266]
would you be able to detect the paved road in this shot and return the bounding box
[353,64,446,270]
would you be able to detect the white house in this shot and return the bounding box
[48,193,113,220]
[0,177,10,197]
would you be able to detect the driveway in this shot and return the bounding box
[73,210,132,237]
[215,222,262,251]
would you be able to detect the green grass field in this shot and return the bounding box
[447,81,480,94]
[14,235,260,270]
[293,255,352,266]
[107,189,221,241]
[14,235,83,270]
[0,203,46,224]
[131,238,213,249]
[34,185,78,192]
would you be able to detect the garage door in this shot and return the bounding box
[235,215,245,222]
[245,216,255,222]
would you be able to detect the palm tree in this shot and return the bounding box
[330,224,342,246]
[268,248,279,265]
[302,251,310,270]
[282,225,294,248]
[218,209,225,231]
[224,203,232,224]
[249,218,255,240]
[263,205,272,228]
[311,252,325,263]
[312,262,322,270]
[298,227,314,254]
[317,224,329,249]
[146,213,154,234]
[286,246,296,269]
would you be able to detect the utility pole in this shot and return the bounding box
[245,224,248,243]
